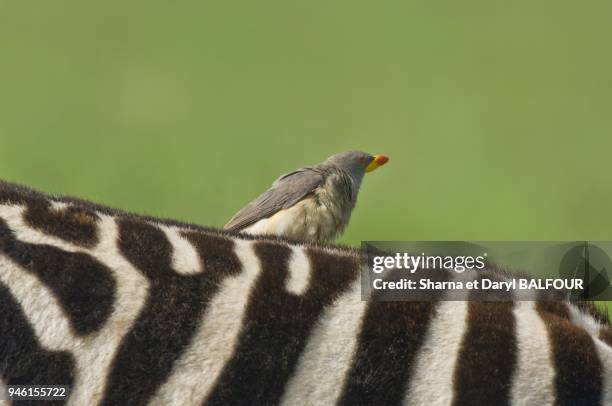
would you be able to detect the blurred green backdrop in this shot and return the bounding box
[1,2,611,309]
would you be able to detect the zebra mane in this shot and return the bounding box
[0,179,362,253]
[0,179,609,326]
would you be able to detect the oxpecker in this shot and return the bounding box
[224,151,389,242]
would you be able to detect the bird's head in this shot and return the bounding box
[326,151,389,180]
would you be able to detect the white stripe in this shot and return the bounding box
[0,379,7,403]
[594,339,612,405]
[403,271,477,406]
[510,301,555,406]
[149,239,262,406]
[285,246,311,295]
[404,300,469,406]
[161,225,203,275]
[280,280,367,406]
[566,303,612,406]
[567,303,602,336]
[50,200,69,211]
[0,254,75,347]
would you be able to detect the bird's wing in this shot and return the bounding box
[224,167,325,231]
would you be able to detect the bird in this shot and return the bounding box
[224,151,389,242]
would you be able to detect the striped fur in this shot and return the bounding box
[0,180,611,405]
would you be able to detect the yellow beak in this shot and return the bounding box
[365,154,389,173]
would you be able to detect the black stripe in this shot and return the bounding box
[452,271,517,406]
[101,220,241,406]
[536,301,603,406]
[452,301,516,406]
[204,242,359,406]
[0,281,75,406]
[0,184,98,247]
[0,219,115,335]
[339,301,438,405]
[339,267,451,405]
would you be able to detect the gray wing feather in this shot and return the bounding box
[224,167,325,231]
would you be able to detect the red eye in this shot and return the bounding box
[357,157,365,164]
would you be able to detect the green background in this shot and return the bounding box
[1,2,611,310]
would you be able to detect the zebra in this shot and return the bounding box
[0,179,610,406]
